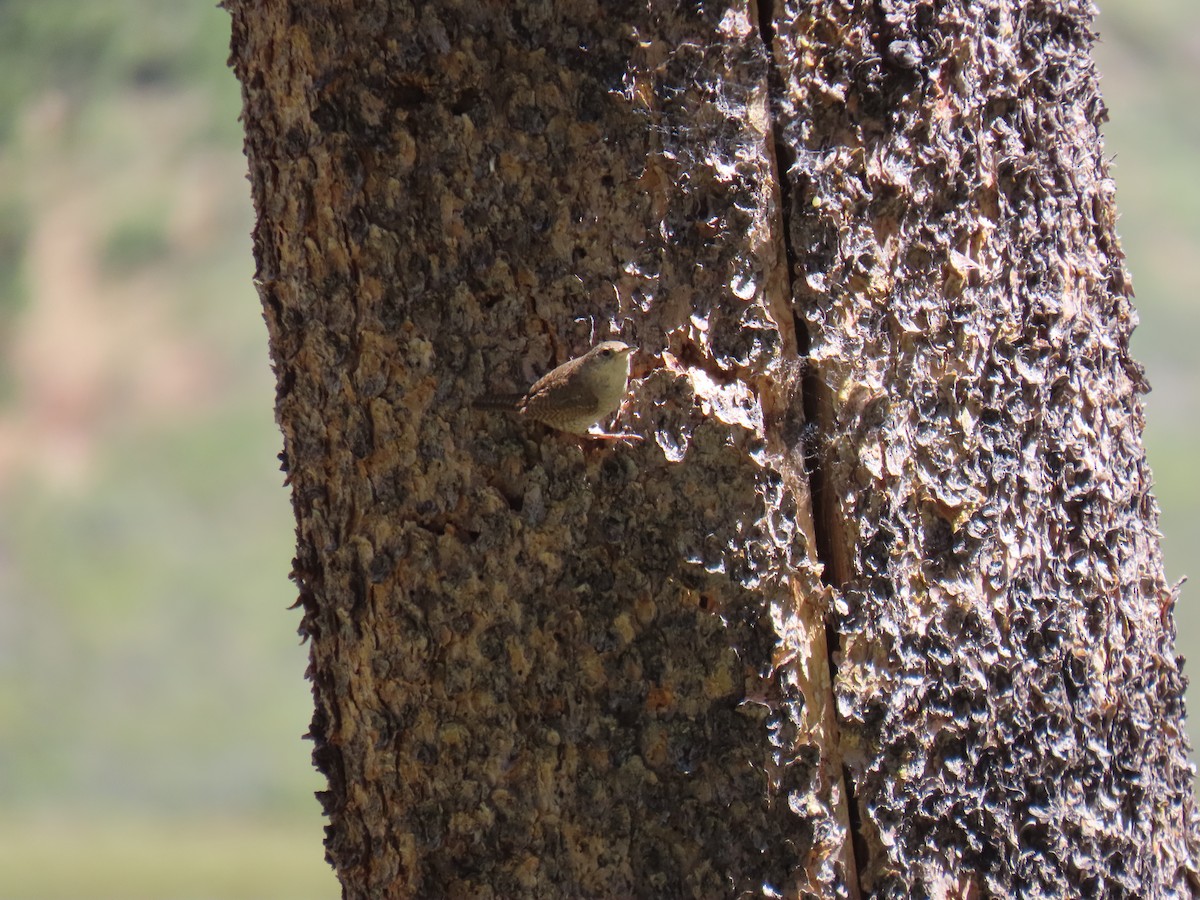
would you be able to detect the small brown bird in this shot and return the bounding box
[473,341,637,438]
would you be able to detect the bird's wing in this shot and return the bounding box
[524,368,601,416]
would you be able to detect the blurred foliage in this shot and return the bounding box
[0,817,334,900]
[0,195,29,401]
[0,0,1194,897]
[0,1,335,896]
[0,1,241,143]
[101,205,172,276]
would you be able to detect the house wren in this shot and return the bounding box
[473,341,637,438]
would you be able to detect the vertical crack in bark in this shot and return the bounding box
[753,1,863,896]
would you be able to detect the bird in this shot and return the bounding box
[473,341,638,439]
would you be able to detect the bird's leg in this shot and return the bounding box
[584,429,643,443]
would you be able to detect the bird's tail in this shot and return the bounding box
[471,393,525,411]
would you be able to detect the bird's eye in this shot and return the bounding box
[600,348,612,357]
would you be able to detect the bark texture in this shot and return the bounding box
[227,0,1198,897]
[768,1,1199,895]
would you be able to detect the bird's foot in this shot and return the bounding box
[585,430,643,443]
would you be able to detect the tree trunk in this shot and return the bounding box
[227,1,1199,897]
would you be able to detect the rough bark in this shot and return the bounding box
[768,2,1200,894]
[227,0,1198,897]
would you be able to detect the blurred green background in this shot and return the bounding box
[0,2,1194,897]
